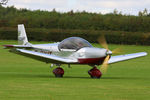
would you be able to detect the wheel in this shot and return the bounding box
[88,67,102,79]
[53,67,64,77]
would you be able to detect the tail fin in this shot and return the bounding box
[18,24,31,46]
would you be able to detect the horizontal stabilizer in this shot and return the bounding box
[3,45,32,49]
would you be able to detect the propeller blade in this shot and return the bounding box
[112,48,123,54]
[100,55,110,73]
[98,35,123,73]
[98,35,108,50]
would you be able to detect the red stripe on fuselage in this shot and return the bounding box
[78,57,106,65]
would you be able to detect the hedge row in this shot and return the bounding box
[0,27,150,45]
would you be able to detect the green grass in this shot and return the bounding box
[0,40,150,100]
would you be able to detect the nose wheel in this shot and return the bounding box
[88,67,102,78]
[53,67,64,77]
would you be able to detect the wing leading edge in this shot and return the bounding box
[108,52,147,64]
[10,49,78,64]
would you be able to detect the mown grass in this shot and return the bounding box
[0,40,150,100]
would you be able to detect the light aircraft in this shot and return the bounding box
[3,24,147,78]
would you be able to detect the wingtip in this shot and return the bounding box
[143,52,148,56]
[136,52,148,56]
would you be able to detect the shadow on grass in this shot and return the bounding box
[0,72,149,80]
[0,72,90,79]
[27,74,90,79]
[101,77,147,80]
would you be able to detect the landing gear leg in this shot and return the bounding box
[53,65,64,77]
[88,67,102,79]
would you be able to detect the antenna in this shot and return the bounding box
[0,0,8,5]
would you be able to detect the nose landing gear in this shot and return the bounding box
[88,67,102,78]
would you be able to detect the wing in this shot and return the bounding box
[108,52,147,64]
[10,49,78,64]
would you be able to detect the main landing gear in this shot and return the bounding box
[52,64,64,77]
[88,67,102,79]
[51,64,102,79]
[53,67,64,77]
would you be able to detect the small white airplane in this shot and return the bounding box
[4,24,147,78]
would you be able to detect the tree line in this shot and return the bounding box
[0,5,150,32]
[0,5,150,45]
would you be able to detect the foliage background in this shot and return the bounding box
[0,6,150,45]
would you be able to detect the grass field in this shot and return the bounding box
[0,40,150,100]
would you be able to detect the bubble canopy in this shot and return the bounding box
[58,37,93,51]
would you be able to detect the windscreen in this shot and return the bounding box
[58,37,92,51]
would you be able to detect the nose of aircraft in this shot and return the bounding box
[77,47,110,58]
[106,50,112,55]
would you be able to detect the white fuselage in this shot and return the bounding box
[31,43,108,64]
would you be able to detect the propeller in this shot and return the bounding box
[100,54,110,73]
[98,35,123,73]
[112,48,123,54]
[98,35,108,50]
